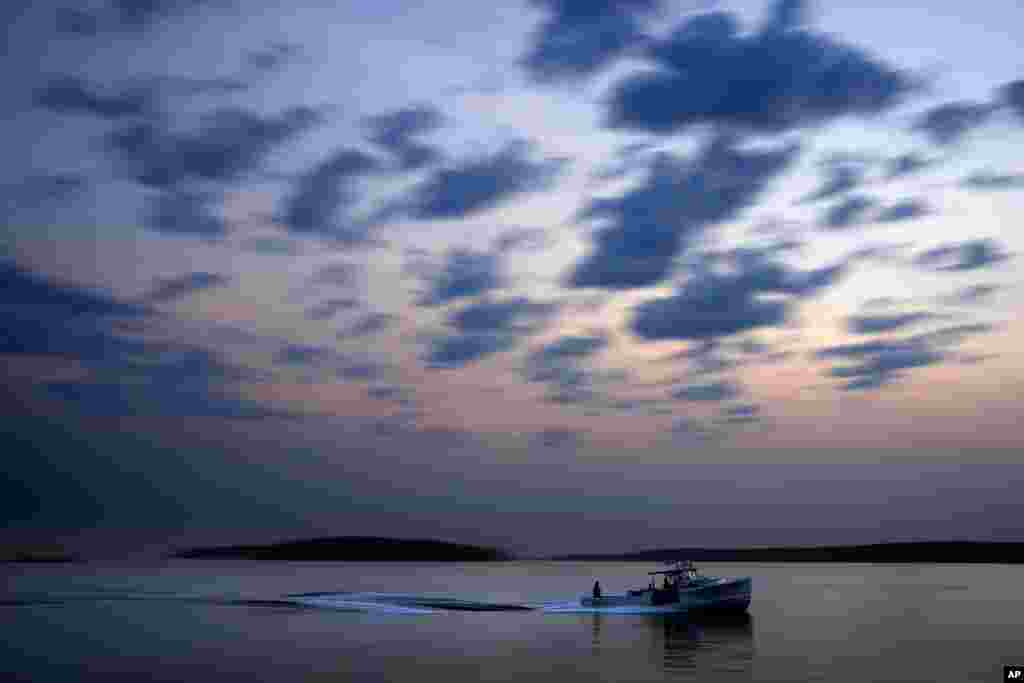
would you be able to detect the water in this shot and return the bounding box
[2,561,1021,681]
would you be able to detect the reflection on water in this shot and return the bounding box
[587,612,755,678]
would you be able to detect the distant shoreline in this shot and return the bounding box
[169,536,513,562]
[549,541,1024,564]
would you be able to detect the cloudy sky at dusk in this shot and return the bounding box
[3,0,1022,556]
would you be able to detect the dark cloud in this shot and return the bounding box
[820,195,877,229]
[1000,80,1024,122]
[914,239,1010,272]
[35,75,153,119]
[913,101,993,145]
[524,334,607,403]
[962,171,1024,191]
[672,380,740,402]
[939,284,1000,307]
[823,342,943,391]
[816,323,993,392]
[885,153,932,179]
[56,0,229,35]
[847,312,935,335]
[363,105,446,171]
[801,164,863,204]
[423,296,557,369]
[606,0,913,135]
[1,263,148,356]
[405,140,567,220]
[107,106,321,189]
[633,248,844,342]
[145,272,229,302]
[570,136,797,289]
[279,148,379,241]
[448,296,557,334]
[521,0,660,83]
[3,173,89,213]
[338,312,395,338]
[876,199,929,223]
[147,188,226,237]
[272,343,385,382]
[1,261,278,422]
[305,297,359,321]
[420,248,501,306]
[424,332,516,369]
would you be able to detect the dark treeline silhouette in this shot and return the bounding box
[550,541,1024,564]
[172,536,513,561]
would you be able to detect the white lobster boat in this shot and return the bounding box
[581,561,751,613]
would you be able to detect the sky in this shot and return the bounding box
[2,0,1023,557]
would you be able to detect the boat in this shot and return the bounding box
[580,560,751,613]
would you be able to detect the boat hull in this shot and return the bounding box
[581,577,751,613]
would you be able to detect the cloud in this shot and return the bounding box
[274,344,332,366]
[820,195,877,229]
[569,136,797,289]
[816,322,993,392]
[606,0,914,135]
[422,296,557,369]
[962,171,1024,191]
[273,343,385,381]
[1000,80,1024,122]
[404,140,567,220]
[448,296,557,334]
[245,41,302,74]
[631,250,845,341]
[801,163,863,203]
[913,101,994,145]
[363,105,446,171]
[823,342,943,391]
[3,173,89,213]
[847,312,935,334]
[147,188,226,237]
[145,272,230,302]
[424,332,516,369]
[420,248,502,305]
[672,380,740,402]
[885,153,932,179]
[524,333,607,402]
[493,227,551,253]
[914,239,1010,272]
[310,262,358,287]
[35,75,153,119]
[107,105,321,189]
[305,298,359,321]
[279,148,380,241]
[875,199,929,223]
[55,0,229,35]
[1,261,281,420]
[338,312,396,338]
[521,0,660,83]
[938,284,1000,307]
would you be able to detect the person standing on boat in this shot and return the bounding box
[592,580,602,600]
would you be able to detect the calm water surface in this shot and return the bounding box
[2,561,1021,681]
